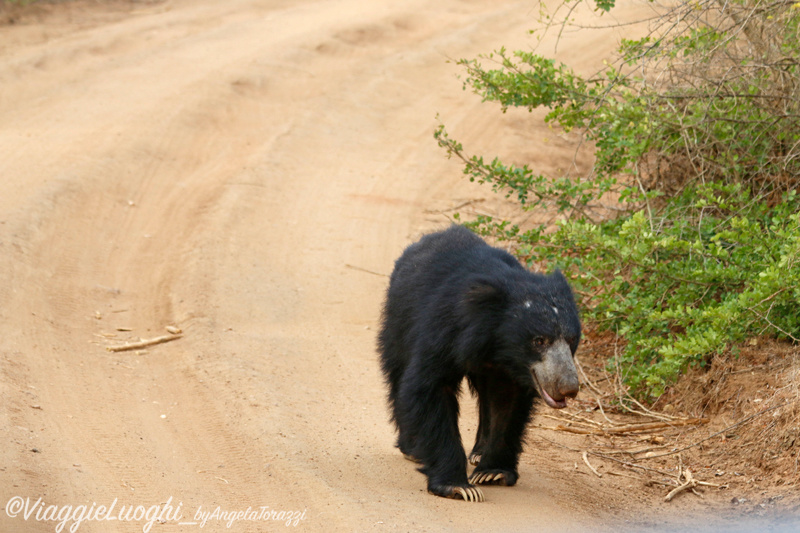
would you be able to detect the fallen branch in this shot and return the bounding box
[542,412,603,429]
[106,334,182,352]
[582,451,602,477]
[423,198,485,214]
[618,395,688,422]
[597,444,667,456]
[641,402,787,460]
[538,418,708,435]
[575,356,606,398]
[537,425,597,435]
[598,418,708,433]
[664,467,697,502]
[539,435,675,477]
[664,466,724,502]
[345,264,389,278]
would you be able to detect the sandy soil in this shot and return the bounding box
[1,1,795,532]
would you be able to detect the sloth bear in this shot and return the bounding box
[378,225,581,502]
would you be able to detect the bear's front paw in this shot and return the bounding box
[428,483,485,502]
[468,452,481,466]
[469,468,518,486]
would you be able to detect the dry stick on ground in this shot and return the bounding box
[607,333,685,423]
[344,264,389,278]
[106,334,182,353]
[575,356,606,398]
[551,440,717,494]
[550,410,606,427]
[611,471,674,487]
[534,425,604,435]
[539,435,675,478]
[664,467,698,502]
[598,445,668,456]
[573,356,620,426]
[639,401,789,460]
[618,394,687,422]
[423,198,485,214]
[593,396,616,426]
[663,460,725,502]
[582,451,603,477]
[542,412,604,429]
[538,418,708,436]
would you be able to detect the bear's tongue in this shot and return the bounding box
[540,387,567,409]
[533,372,568,409]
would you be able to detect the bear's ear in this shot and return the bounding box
[463,277,505,308]
[550,269,577,297]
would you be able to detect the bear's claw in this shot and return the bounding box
[469,469,515,486]
[468,453,481,466]
[429,484,485,502]
[450,486,485,502]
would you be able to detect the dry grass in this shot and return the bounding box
[546,330,800,506]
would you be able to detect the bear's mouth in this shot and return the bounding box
[531,370,568,409]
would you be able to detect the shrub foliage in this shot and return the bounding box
[436,0,800,400]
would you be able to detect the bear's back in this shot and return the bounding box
[391,226,522,289]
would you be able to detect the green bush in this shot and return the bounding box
[437,0,800,400]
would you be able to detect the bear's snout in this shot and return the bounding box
[530,338,579,409]
[557,375,580,401]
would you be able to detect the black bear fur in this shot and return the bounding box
[378,225,581,501]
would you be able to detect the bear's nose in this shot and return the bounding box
[558,376,580,399]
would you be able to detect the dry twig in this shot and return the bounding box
[542,412,604,428]
[582,451,603,477]
[537,418,707,436]
[345,264,389,278]
[423,198,485,214]
[539,435,675,478]
[640,402,788,460]
[663,464,724,502]
[575,356,606,397]
[106,334,182,353]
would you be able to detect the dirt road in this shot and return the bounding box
[0,1,649,531]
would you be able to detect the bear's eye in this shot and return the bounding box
[532,337,551,347]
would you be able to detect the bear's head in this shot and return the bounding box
[466,269,581,408]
